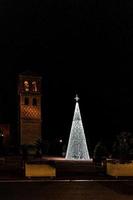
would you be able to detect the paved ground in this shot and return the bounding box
[0,157,133,200]
[0,180,133,200]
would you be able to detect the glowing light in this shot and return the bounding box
[32,81,38,92]
[65,96,90,160]
[24,81,29,92]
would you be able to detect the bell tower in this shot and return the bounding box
[18,72,42,145]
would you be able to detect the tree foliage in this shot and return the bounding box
[93,141,108,164]
[112,132,133,163]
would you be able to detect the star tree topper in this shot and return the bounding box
[75,94,79,102]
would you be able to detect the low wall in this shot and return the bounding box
[25,163,56,177]
[107,162,133,176]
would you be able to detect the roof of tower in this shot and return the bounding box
[19,70,42,78]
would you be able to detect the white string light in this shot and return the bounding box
[65,96,90,160]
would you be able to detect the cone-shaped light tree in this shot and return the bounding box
[65,95,90,160]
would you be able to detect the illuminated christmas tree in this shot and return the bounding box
[65,95,90,160]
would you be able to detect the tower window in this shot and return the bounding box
[32,81,37,92]
[32,98,37,106]
[24,81,29,92]
[24,97,29,105]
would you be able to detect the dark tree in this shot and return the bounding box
[112,132,133,163]
[93,141,108,165]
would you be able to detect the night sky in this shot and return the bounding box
[0,0,132,149]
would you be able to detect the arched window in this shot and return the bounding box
[24,97,29,105]
[32,98,37,106]
[24,81,29,92]
[32,81,37,92]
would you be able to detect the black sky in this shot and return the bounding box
[0,0,132,148]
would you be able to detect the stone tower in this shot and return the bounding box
[18,72,42,145]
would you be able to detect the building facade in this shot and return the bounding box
[18,72,42,145]
[0,124,10,147]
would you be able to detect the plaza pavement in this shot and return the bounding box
[0,157,133,200]
[0,180,133,200]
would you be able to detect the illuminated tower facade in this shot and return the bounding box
[18,72,42,145]
[66,95,90,160]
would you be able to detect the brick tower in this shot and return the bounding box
[18,72,42,145]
